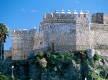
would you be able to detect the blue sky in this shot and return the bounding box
[0,0,108,50]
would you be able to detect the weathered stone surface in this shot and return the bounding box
[11,28,36,60]
[5,11,108,60]
[92,13,104,24]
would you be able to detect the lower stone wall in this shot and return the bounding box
[12,49,30,60]
[97,49,108,56]
[89,30,108,49]
[4,50,12,59]
[90,24,108,49]
[54,45,76,53]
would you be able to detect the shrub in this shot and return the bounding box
[0,72,14,80]
[93,53,100,61]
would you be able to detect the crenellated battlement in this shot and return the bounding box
[43,10,89,23]
[12,27,36,37]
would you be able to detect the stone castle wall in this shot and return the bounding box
[11,28,36,60]
[38,10,90,52]
[104,15,108,24]
[90,24,108,49]
[42,22,76,52]
[76,12,90,50]
[33,31,48,53]
[7,10,108,60]
[4,50,12,59]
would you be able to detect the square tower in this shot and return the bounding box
[92,13,104,24]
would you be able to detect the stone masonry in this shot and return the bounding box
[11,28,36,60]
[6,10,108,60]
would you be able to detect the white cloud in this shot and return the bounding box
[31,10,37,13]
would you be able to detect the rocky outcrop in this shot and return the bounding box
[0,51,108,80]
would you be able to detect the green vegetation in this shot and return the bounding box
[0,23,9,42]
[0,23,9,60]
[90,71,104,80]
[90,66,108,80]
[0,50,107,80]
[27,50,108,79]
[96,65,103,69]
[93,53,100,61]
[30,51,73,69]
[0,72,14,80]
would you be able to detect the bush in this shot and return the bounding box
[0,72,14,80]
[93,53,100,61]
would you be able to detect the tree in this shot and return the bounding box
[0,23,9,60]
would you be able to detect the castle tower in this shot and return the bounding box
[92,13,104,24]
[35,10,91,52]
[11,28,36,60]
[37,10,79,52]
[76,10,90,50]
[92,13,108,24]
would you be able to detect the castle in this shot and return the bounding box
[5,10,108,60]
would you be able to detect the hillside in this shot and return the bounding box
[0,50,108,80]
